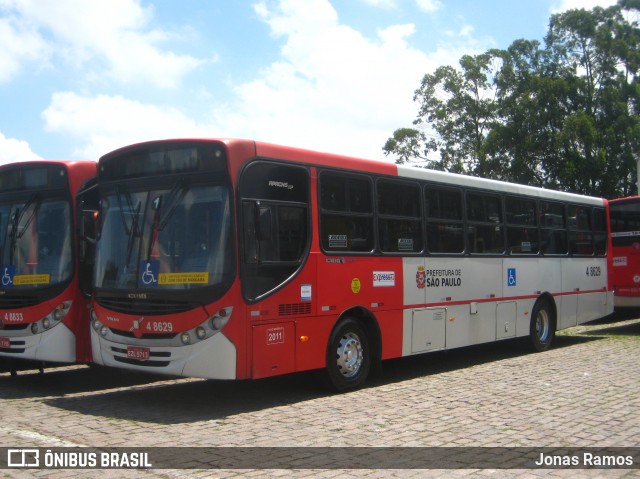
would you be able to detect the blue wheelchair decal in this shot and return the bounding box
[139,260,159,288]
[1,265,15,288]
[507,268,517,287]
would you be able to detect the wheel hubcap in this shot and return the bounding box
[536,309,550,342]
[336,332,363,378]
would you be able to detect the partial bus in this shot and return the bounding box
[90,139,613,390]
[609,196,640,308]
[0,161,98,367]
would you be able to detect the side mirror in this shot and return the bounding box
[79,209,98,263]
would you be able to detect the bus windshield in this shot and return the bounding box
[94,182,233,292]
[0,198,73,289]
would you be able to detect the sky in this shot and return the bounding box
[0,0,619,166]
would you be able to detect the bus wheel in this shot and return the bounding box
[325,318,371,392]
[529,299,555,352]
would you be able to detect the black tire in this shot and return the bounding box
[529,299,555,352]
[325,318,371,392]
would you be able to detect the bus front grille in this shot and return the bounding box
[97,296,198,315]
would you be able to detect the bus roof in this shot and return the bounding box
[100,138,605,207]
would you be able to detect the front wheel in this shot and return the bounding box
[325,318,371,392]
[529,299,555,352]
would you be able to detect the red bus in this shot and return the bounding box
[0,160,98,367]
[609,196,640,308]
[90,139,613,390]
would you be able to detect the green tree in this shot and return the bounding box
[385,0,640,198]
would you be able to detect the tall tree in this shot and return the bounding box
[385,0,640,198]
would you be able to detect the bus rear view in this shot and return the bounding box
[0,161,97,366]
[609,196,640,308]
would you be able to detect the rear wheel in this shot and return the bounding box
[325,318,371,391]
[530,299,555,352]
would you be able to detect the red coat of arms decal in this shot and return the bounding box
[416,266,426,289]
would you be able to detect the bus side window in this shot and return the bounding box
[239,161,310,301]
[540,201,567,255]
[506,197,538,255]
[425,186,464,254]
[568,204,594,255]
[319,172,374,253]
[466,193,504,255]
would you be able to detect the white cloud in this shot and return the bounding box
[0,0,203,87]
[0,8,50,82]
[216,0,478,160]
[415,0,442,14]
[550,0,617,13]
[359,0,397,8]
[39,0,492,162]
[41,92,212,159]
[0,132,42,165]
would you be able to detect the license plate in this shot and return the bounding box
[0,337,10,348]
[127,346,150,361]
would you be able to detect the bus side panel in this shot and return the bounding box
[560,257,610,329]
[315,255,404,360]
[505,257,559,338]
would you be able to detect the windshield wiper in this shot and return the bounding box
[115,185,141,237]
[145,178,188,261]
[158,178,188,231]
[115,185,142,282]
[9,194,42,264]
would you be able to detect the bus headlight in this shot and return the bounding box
[100,325,108,337]
[170,306,233,346]
[53,306,65,321]
[30,301,73,335]
[210,315,229,331]
[195,327,206,340]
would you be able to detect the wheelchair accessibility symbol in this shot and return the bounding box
[139,261,159,287]
[507,268,517,287]
[1,265,15,288]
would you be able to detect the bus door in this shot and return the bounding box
[239,160,311,378]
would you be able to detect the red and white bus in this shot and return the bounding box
[609,196,640,308]
[0,160,98,367]
[89,139,613,390]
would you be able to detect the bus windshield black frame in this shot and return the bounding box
[0,163,74,302]
[94,141,236,309]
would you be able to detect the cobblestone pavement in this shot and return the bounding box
[0,313,638,479]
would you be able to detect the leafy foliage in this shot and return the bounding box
[384,0,640,198]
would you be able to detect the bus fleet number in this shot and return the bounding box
[146,321,173,332]
[586,266,601,277]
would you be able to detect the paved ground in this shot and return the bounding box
[0,312,638,478]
